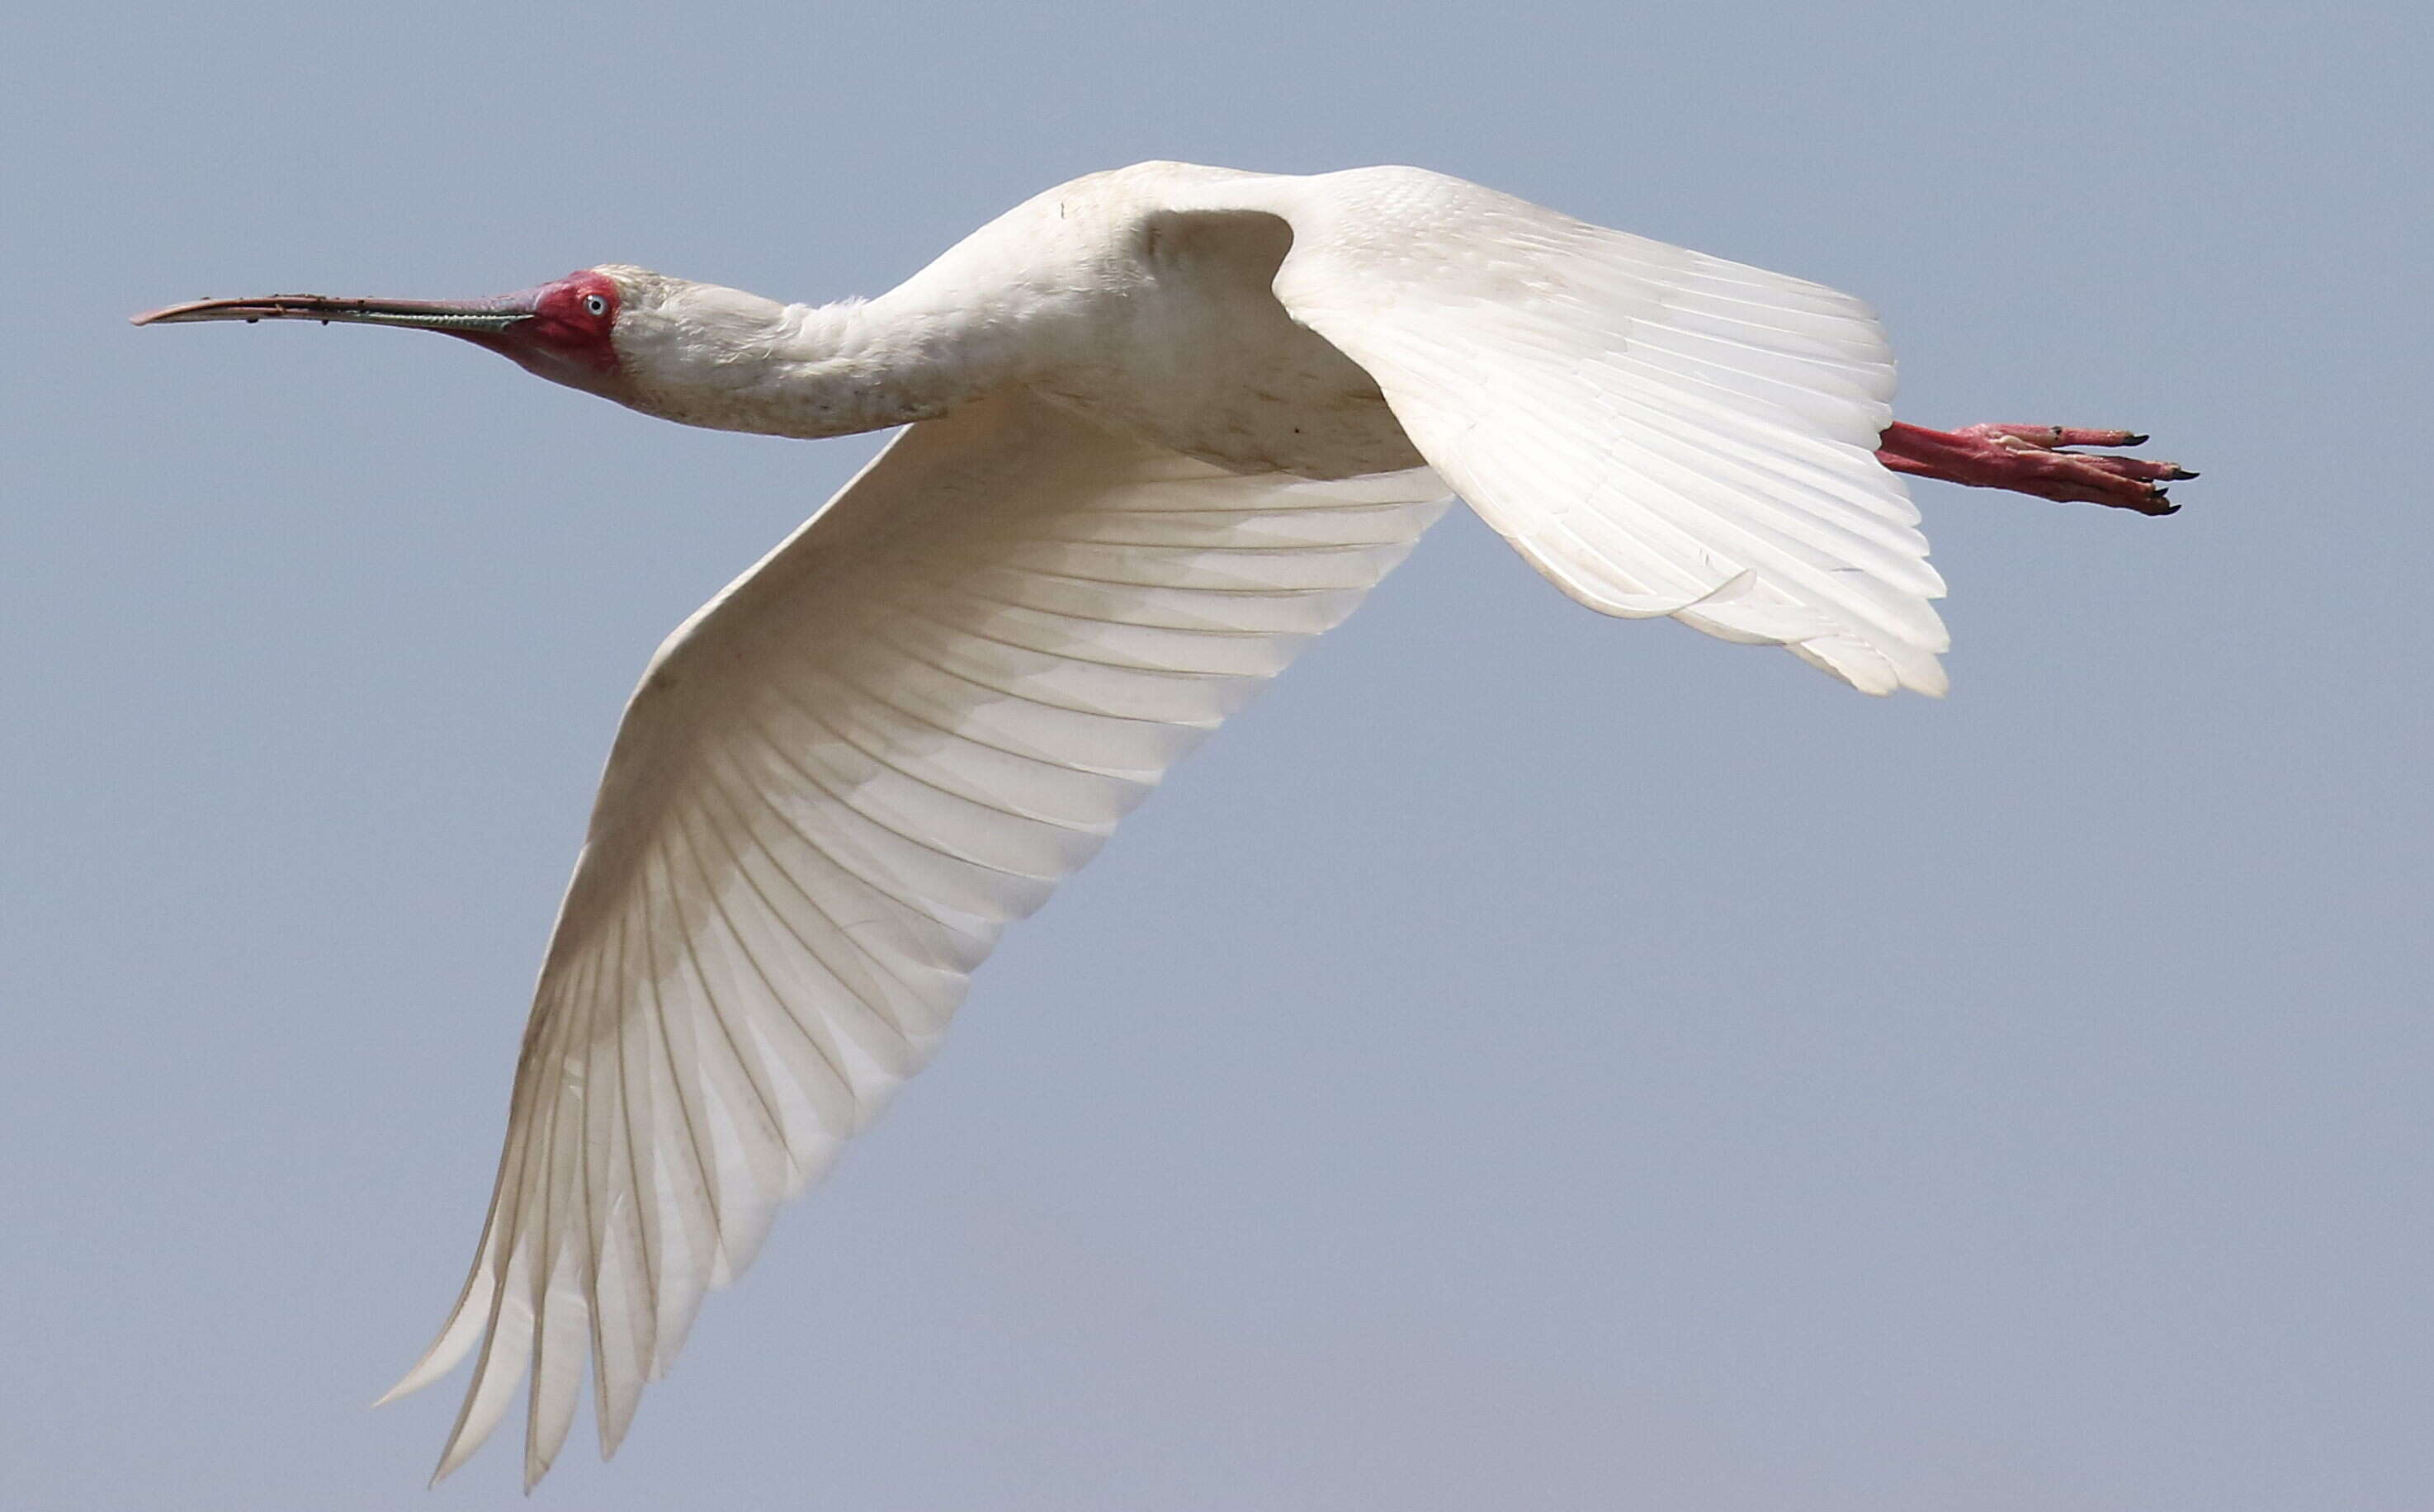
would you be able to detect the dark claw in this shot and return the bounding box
[1876,420,2195,516]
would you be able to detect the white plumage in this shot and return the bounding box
[149,161,1966,1486]
[387,394,1459,1484]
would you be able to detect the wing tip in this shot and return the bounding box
[1789,635,1950,697]
[376,1303,487,1408]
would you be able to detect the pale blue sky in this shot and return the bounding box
[6,2,2429,1508]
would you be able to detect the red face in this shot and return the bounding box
[466,269,627,395]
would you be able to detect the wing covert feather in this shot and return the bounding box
[392,392,1450,1485]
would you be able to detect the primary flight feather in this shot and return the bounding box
[136,160,2189,1486]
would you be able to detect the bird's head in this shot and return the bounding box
[133,266,667,404]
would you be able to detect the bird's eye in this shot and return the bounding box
[584,294,609,317]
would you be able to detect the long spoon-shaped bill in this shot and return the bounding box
[130,291,544,331]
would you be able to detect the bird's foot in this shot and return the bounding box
[1876,421,2194,516]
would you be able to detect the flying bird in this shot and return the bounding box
[136,161,2191,1487]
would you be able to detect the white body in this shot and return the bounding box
[385,162,1950,1486]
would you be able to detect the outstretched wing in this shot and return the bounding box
[1174,163,1949,694]
[389,390,1450,1486]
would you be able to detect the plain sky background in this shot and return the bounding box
[6,2,2429,1508]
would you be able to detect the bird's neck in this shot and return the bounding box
[612,281,1014,440]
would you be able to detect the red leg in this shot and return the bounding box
[1878,422,2195,517]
